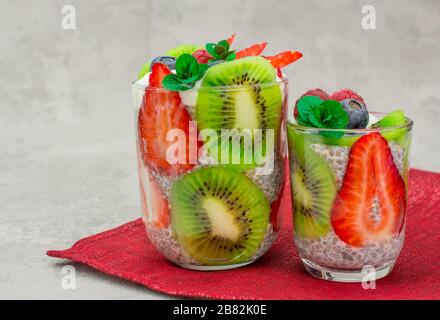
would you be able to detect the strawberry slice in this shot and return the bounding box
[235,42,267,59]
[264,51,303,69]
[270,172,286,232]
[146,174,170,228]
[149,62,171,87]
[138,63,194,176]
[226,33,236,46]
[331,133,406,247]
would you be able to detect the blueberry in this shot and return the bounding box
[340,99,369,129]
[150,56,176,71]
[207,60,225,67]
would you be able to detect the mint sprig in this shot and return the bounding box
[206,40,236,61]
[162,54,208,91]
[296,97,348,137]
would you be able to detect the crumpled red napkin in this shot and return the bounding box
[48,169,440,299]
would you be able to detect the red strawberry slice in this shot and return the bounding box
[138,64,194,176]
[331,133,406,247]
[226,33,236,46]
[235,42,267,59]
[146,173,170,228]
[149,62,171,87]
[264,51,303,69]
[270,171,286,232]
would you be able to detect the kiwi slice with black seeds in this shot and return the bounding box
[287,125,336,238]
[195,57,282,169]
[170,166,269,265]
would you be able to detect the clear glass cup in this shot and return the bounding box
[287,112,413,282]
[131,79,288,270]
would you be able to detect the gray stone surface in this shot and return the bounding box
[1,0,439,299]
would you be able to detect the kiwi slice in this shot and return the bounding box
[137,44,202,79]
[287,125,336,238]
[170,166,269,265]
[196,56,282,168]
[166,44,202,57]
[370,110,409,146]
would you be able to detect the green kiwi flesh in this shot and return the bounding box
[170,166,270,265]
[195,57,282,169]
[287,125,336,238]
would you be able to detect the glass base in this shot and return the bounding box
[301,258,396,283]
[175,260,255,271]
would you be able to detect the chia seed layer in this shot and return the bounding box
[295,140,407,270]
[146,222,276,266]
[246,151,284,203]
[146,224,199,265]
[252,224,277,260]
[310,141,405,188]
[143,150,282,266]
[295,228,405,269]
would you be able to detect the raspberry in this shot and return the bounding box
[192,50,212,64]
[331,89,365,104]
[294,88,330,118]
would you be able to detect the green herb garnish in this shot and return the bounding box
[205,40,236,61]
[296,97,348,137]
[162,54,208,91]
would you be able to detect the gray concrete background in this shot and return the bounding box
[1,0,439,299]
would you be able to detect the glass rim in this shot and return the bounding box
[131,77,288,92]
[287,112,413,134]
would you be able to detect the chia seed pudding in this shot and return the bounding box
[132,39,294,269]
[287,98,412,278]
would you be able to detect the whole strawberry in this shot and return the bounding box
[331,89,365,104]
[193,49,212,64]
[294,88,330,118]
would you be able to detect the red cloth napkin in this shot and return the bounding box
[48,169,440,300]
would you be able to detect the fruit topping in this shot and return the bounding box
[340,99,369,129]
[170,166,270,265]
[288,126,336,238]
[331,133,406,247]
[148,62,171,87]
[226,33,236,45]
[330,89,365,104]
[294,88,330,118]
[166,44,202,58]
[193,49,212,64]
[235,42,267,59]
[264,51,303,69]
[138,63,194,176]
[137,44,202,79]
[150,56,176,71]
[371,110,406,128]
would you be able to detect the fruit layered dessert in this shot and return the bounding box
[287,88,412,278]
[132,35,302,269]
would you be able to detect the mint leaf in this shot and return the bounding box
[175,54,197,78]
[162,55,208,91]
[217,40,229,51]
[162,74,192,91]
[226,52,236,61]
[320,100,348,129]
[205,40,235,61]
[297,96,323,121]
